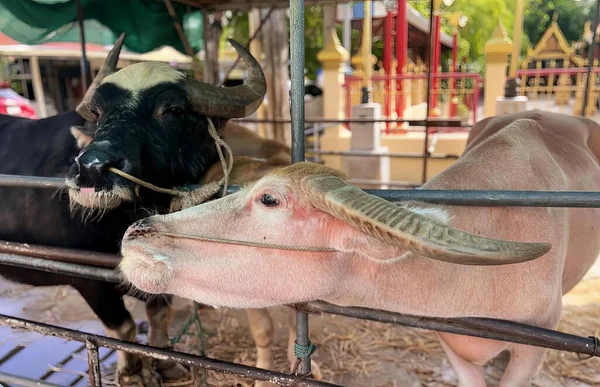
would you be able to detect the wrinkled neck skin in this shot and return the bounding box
[326,250,473,319]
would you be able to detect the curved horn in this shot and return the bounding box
[302,175,551,265]
[183,39,266,118]
[76,33,126,122]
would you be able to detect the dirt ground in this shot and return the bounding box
[0,261,599,387]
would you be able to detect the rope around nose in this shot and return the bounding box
[107,167,184,196]
[106,117,232,200]
[156,232,338,253]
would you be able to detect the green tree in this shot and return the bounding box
[523,0,595,48]
[304,5,324,80]
[440,0,515,68]
[222,10,249,47]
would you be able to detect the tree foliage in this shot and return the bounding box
[220,0,598,79]
[304,5,324,80]
[523,0,595,47]
[438,0,515,67]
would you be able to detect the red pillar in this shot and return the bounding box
[395,0,407,118]
[449,31,458,117]
[384,12,393,132]
[430,12,441,113]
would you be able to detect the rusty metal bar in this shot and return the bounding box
[365,189,600,207]
[0,254,120,283]
[232,118,468,126]
[0,314,340,387]
[307,150,460,159]
[4,174,600,207]
[290,0,312,377]
[293,302,600,358]
[2,250,600,370]
[86,340,102,387]
[0,240,119,268]
[0,174,64,189]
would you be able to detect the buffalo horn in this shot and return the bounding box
[76,33,126,122]
[302,175,551,265]
[183,39,266,118]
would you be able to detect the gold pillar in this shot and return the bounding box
[509,0,524,78]
[317,28,350,119]
[483,22,513,117]
[349,0,374,103]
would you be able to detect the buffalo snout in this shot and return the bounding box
[123,218,167,240]
[73,147,132,190]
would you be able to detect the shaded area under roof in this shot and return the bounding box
[0,0,203,54]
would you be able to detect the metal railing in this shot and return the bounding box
[1,1,600,386]
[233,117,470,186]
[2,172,600,385]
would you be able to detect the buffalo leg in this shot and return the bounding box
[499,344,546,387]
[74,281,141,381]
[438,336,486,387]
[247,308,277,387]
[145,296,189,380]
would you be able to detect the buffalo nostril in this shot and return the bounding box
[75,148,126,188]
[124,220,154,240]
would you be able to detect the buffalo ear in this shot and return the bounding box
[70,126,93,149]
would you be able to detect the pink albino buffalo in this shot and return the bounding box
[119,110,600,387]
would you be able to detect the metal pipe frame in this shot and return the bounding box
[1,1,600,386]
[0,314,340,387]
[307,150,460,159]
[232,118,469,126]
[1,253,598,379]
[289,0,313,377]
[1,251,598,359]
[5,173,600,207]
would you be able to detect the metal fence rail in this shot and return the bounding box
[1,251,598,376]
[5,173,600,207]
[0,314,341,387]
[1,0,600,385]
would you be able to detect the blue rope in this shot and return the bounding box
[294,340,316,359]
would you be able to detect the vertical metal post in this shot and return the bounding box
[85,340,102,387]
[582,0,600,116]
[75,0,91,92]
[422,0,435,184]
[290,0,310,376]
[290,0,305,164]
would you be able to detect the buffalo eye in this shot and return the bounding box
[164,106,185,117]
[260,193,280,207]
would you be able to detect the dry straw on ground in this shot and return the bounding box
[2,273,598,386]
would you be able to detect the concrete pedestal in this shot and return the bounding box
[344,102,390,189]
[343,148,390,189]
[496,96,528,116]
[350,103,381,150]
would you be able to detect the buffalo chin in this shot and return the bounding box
[68,186,133,210]
[120,241,173,294]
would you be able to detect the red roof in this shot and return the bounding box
[0,32,107,52]
[0,33,18,45]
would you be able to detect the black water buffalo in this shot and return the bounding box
[0,33,269,384]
